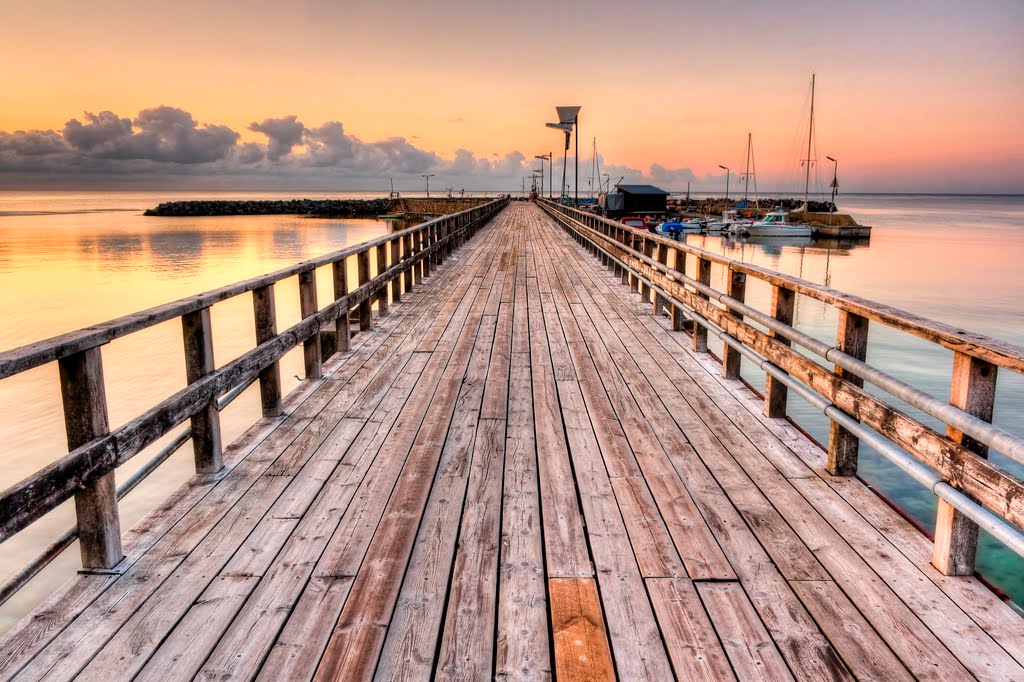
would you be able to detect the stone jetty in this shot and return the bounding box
[144,198,392,217]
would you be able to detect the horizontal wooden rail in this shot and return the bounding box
[0,198,507,584]
[540,200,1024,577]
[542,202,1024,374]
[0,205,502,380]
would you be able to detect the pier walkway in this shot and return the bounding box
[1,203,1023,680]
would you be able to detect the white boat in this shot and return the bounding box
[743,211,812,237]
[706,209,751,233]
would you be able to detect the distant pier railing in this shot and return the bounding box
[540,199,1024,578]
[0,197,508,604]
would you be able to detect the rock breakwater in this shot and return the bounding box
[144,198,392,217]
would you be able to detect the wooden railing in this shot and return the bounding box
[0,197,507,602]
[540,200,1024,577]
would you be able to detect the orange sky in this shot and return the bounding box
[2,0,1022,192]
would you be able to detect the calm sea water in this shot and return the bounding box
[0,191,1021,631]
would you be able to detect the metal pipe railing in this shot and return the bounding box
[550,206,1024,466]
[543,204,1024,561]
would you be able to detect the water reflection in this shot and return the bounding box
[148,230,205,275]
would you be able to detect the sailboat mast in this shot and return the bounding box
[743,132,751,203]
[804,74,815,206]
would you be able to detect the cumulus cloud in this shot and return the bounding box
[0,105,662,190]
[250,115,305,161]
[61,107,239,163]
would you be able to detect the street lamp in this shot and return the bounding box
[826,156,839,225]
[718,165,730,207]
[421,173,435,198]
[535,154,551,200]
[546,106,580,206]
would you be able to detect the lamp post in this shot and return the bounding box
[826,156,839,225]
[546,106,580,206]
[421,173,435,198]
[718,165,730,208]
[534,154,550,199]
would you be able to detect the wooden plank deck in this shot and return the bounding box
[2,203,1023,681]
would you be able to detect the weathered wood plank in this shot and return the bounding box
[646,578,735,681]
[697,582,795,681]
[548,578,615,682]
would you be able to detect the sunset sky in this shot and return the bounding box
[2,0,1022,193]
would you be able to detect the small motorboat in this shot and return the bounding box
[654,222,688,239]
[742,211,812,237]
[705,209,751,233]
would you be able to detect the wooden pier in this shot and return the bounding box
[1,201,1023,680]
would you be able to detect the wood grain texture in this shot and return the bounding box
[548,579,615,682]
[5,202,1023,682]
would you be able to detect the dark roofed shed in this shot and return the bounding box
[615,184,669,214]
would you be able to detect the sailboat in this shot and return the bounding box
[711,132,756,233]
[745,75,818,237]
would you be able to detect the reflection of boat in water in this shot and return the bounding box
[740,211,813,237]
[743,235,813,248]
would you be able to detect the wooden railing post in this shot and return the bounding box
[629,234,640,292]
[692,256,712,352]
[435,223,444,266]
[333,258,350,353]
[375,244,389,318]
[59,347,122,569]
[619,229,630,285]
[253,284,284,417]
[763,285,795,417]
[933,352,997,575]
[826,311,869,475]
[182,307,223,473]
[298,268,322,379]
[640,238,652,302]
[390,239,402,304]
[722,268,746,378]
[414,229,424,283]
[421,227,431,278]
[357,250,372,331]
[653,242,669,316]
[671,248,686,332]
[403,234,414,293]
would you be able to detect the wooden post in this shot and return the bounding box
[414,230,424,283]
[58,348,122,569]
[435,223,444,266]
[671,248,686,332]
[763,285,795,418]
[390,239,402,304]
[653,242,669,316]
[933,352,997,575]
[253,284,283,417]
[722,268,746,379]
[404,234,414,293]
[357,250,372,331]
[333,258,350,353]
[375,243,389,318]
[620,235,629,285]
[298,268,322,380]
[826,311,869,475]
[640,238,652,300]
[421,227,431,278]
[629,234,640,292]
[182,307,223,473]
[692,256,712,352]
